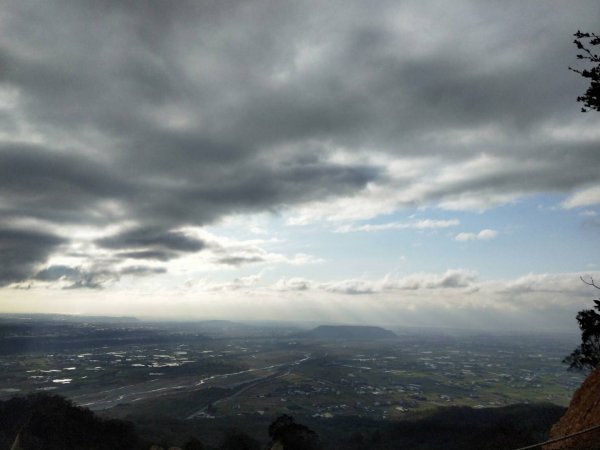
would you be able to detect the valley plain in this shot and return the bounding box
[0,314,583,424]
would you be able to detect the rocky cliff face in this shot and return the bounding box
[544,367,600,449]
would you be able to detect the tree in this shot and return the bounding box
[569,31,600,112]
[184,436,205,450]
[564,277,600,371]
[268,415,320,450]
[0,393,141,450]
[218,430,260,450]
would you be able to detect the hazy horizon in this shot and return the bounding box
[1,0,599,333]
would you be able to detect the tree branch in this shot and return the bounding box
[581,276,600,290]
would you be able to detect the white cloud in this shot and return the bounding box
[170,229,323,271]
[455,229,498,242]
[186,270,596,320]
[7,270,598,332]
[391,269,478,290]
[201,273,263,292]
[286,145,589,227]
[562,185,600,209]
[336,219,459,233]
[274,277,312,291]
[319,279,379,295]
[437,193,521,212]
[317,269,478,295]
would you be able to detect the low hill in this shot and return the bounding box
[386,403,565,450]
[308,325,397,339]
[0,393,565,449]
[0,393,142,450]
[122,402,565,449]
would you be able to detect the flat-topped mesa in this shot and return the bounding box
[308,325,397,340]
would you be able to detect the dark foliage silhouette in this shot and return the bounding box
[268,414,320,450]
[218,430,260,450]
[564,277,600,371]
[0,393,141,450]
[386,404,564,450]
[183,436,205,450]
[570,31,600,112]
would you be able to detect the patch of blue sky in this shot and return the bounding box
[207,191,599,284]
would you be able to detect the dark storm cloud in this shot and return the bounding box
[422,141,600,206]
[34,263,166,289]
[0,229,66,286]
[117,250,175,262]
[2,1,596,151]
[0,142,130,224]
[119,266,167,276]
[33,264,115,289]
[1,0,599,281]
[38,266,114,289]
[35,265,80,281]
[97,227,205,261]
[216,256,266,267]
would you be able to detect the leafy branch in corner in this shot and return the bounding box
[569,31,600,112]
[564,276,600,371]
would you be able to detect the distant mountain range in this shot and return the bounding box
[307,325,397,339]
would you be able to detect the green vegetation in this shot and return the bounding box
[564,278,600,371]
[0,394,565,450]
[0,394,141,450]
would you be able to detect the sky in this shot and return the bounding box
[1,0,599,331]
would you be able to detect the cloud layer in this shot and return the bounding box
[455,229,498,242]
[0,0,599,286]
